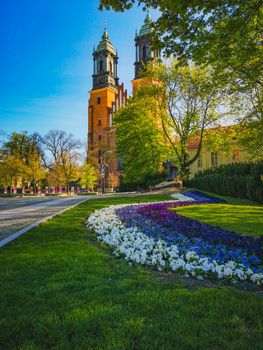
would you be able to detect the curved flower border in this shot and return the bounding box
[87,196,263,286]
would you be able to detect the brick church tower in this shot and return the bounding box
[132,12,160,92]
[88,25,127,191]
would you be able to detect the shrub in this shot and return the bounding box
[186,161,263,203]
[119,172,167,192]
[77,192,97,196]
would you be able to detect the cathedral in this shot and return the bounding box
[87,13,159,191]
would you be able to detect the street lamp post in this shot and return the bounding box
[100,163,105,194]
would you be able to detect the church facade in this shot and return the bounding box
[87,14,157,191]
[87,14,251,191]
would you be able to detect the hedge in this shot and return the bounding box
[119,172,167,192]
[185,161,263,203]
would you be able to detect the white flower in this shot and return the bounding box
[170,193,195,202]
[86,200,262,286]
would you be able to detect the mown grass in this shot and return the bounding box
[176,191,263,236]
[0,194,262,350]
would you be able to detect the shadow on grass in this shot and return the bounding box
[0,195,262,350]
[176,204,263,237]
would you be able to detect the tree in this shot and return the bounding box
[234,85,263,160]
[202,126,239,156]
[46,151,80,190]
[0,132,45,193]
[144,60,232,177]
[42,130,82,190]
[42,130,82,164]
[114,88,170,183]
[99,0,262,89]
[80,162,97,191]
[238,120,263,161]
[25,147,46,193]
[0,155,25,193]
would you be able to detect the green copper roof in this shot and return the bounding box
[96,26,116,54]
[137,12,153,38]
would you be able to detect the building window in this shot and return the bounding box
[98,150,101,163]
[97,96,101,104]
[98,118,102,126]
[98,135,102,141]
[211,152,219,167]
[197,155,202,168]
[99,60,103,73]
[142,46,146,60]
[110,61,113,74]
[232,150,240,163]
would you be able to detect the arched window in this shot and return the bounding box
[99,60,103,73]
[110,61,113,74]
[142,46,146,60]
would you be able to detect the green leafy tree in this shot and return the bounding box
[238,120,263,161]
[202,126,238,156]
[234,85,263,160]
[0,155,25,193]
[25,148,46,193]
[80,162,97,191]
[100,0,262,158]
[114,90,170,183]
[100,0,262,89]
[144,60,232,177]
[0,132,45,193]
[47,152,80,191]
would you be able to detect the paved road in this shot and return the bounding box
[0,196,94,241]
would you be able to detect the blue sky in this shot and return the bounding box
[0,0,158,142]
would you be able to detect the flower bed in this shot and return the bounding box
[87,192,263,285]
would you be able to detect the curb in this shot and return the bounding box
[0,199,88,248]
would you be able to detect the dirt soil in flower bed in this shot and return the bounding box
[86,211,263,294]
[152,270,263,295]
[87,222,263,294]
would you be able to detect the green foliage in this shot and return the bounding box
[100,0,262,89]
[0,132,45,191]
[144,60,231,177]
[43,130,82,189]
[203,126,238,156]
[0,155,25,189]
[119,171,166,191]
[0,195,262,349]
[79,162,97,190]
[238,118,263,161]
[100,1,262,165]
[186,161,263,203]
[115,91,170,183]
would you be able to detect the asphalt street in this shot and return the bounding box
[0,196,94,241]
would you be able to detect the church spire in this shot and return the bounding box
[92,25,119,90]
[134,11,160,80]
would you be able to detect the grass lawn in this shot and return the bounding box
[176,191,263,237]
[0,194,262,350]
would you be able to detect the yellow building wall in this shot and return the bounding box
[189,142,250,179]
[132,77,147,93]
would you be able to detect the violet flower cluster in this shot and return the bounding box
[87,192,262,285]
[115,192,262,272]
